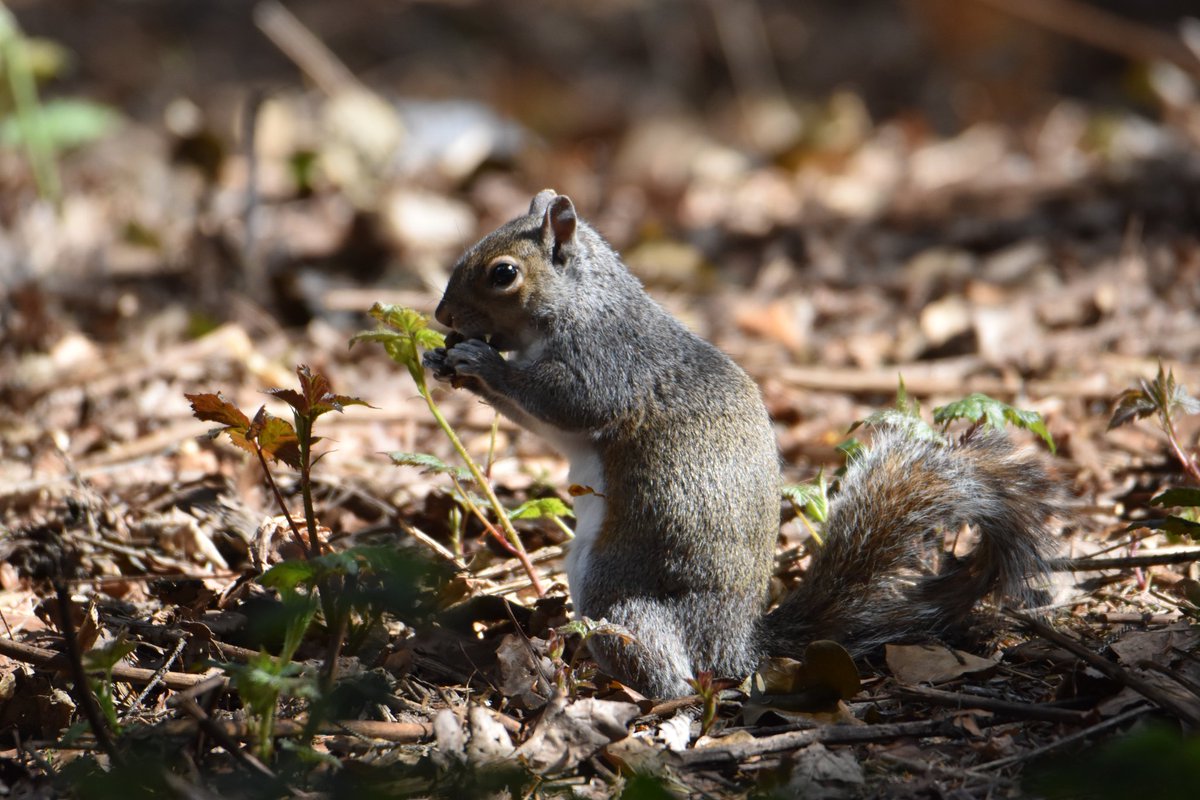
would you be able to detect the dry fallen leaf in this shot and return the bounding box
[782,742,865,799]
[514,692,638,775]
[885,643,997,684]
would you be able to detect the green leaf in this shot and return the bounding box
[387,451,472,481]
[848,377,944,444]
[0,97,121,151]
[849,408,944,444]
[836,437,866,464]
[508,497,575,520]
[933,393,1056,454]
[261,559,320,593]
[250,411,301,469]
[1151,488,1200,509]
[1109,363,1200,430]
[782,472,829,524]
[350,304,445,389]
[1128,516,1200,539]
[83,636,138,674]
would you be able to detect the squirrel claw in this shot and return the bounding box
[422,348,456,381]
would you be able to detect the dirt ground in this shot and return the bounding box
[3,1,1200,798]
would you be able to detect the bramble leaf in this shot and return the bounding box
[1108,388,1159,430]
[186,392,250,429]
[260,560,321,594]
[933,393,1056,454]
[1151,488,1200,509]
[83,635,138,674]
[250,410,301,469]
[783,471,829,524]
[267,364,372,420]
[1109,363,1200,430]
[509,497,575,520]
[350,304,446,389]
[1128,516,1200,539]
[836,437,866,464]
[387,451,472,481]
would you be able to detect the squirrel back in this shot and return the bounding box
[426,190,1057,698]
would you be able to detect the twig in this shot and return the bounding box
[148,716,434,744]
[240,88,267,298]
[894,685,1090,724]
[971,0,1200,80]
[977,703,1154,771]
[1010,611,1200,727]
[0,636,224,691]
[124,635,190,720]
[173,696,281,782]
[1053,549,1200,571]
[677,718,958,766]
[253,0,360,96]
[53,582,121,764]
[1093,612,1182,626]
[779,363,1113,400]
[400,520,467,570]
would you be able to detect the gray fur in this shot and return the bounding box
[425,191,1055,698]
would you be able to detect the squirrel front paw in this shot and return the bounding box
[443,338,504,381]
[423,338,504,389]
[422,348,455,382]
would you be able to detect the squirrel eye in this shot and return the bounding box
[488,261,520,289]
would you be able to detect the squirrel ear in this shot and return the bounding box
[528,189,558,217]
[541,195,577,266]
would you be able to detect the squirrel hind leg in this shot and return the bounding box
[584,592,765,699]
[586,614,695,699]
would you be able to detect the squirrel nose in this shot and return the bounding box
[434,302,453,329]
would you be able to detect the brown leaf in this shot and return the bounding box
[885,643,997,684]
[514,692,638,775]
[185,392,250,429]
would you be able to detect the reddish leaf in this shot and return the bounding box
[185,392,251,429]
[265,388,306,414]
[268,365,372,420]
[255,414,301,469]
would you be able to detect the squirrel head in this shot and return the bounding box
[434,189,579,351]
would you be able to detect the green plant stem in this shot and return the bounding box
[795,508,823,546]
[423,389,544,596]
[455,484,520,556]
[321,595,349,692]
[486,412,501,478]
[550,515,575,540]
[255,445,310,558]
[0,5,61,203]
[295,414,322,557]
[1163,422,1200,486]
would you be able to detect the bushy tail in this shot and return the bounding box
[765,427,1056,657]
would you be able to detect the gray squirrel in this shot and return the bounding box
[423,190,1055,699]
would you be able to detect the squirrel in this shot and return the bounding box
[423,190,1056,699]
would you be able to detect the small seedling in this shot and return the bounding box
[1109,363,1200,542]
[1109,362,1200,484]
[352,303,550,595]
[687,671,719,738]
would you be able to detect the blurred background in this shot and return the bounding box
[2,0,1199,474]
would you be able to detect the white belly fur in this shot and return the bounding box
[523,419,605,609]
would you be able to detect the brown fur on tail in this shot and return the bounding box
[764,427,1056,657]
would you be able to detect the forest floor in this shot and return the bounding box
[3,2,1200,798]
